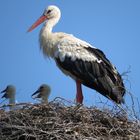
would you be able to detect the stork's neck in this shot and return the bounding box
[43,17,59,35]
[9,95,15,105]
[42,95,49,104]
[40,17,60,58]
[9,95,15,110]
[43,22,52,35]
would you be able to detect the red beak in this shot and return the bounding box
[27,15,47,32]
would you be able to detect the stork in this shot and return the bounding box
[28,5,125,104]
[32,84,51,103]
[1,85,16,110]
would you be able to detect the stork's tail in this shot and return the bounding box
[98,76,126,104]
[83,75,126,104]
[108,85,125,104]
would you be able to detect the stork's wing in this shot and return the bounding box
[54,35,125,103]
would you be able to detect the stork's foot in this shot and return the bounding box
[76,80,83,104]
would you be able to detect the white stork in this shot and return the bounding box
[28,5,125,104]
[32,84,51,103]
[1,85,16,109]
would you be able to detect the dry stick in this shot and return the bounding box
[120,68,139,120]
[0,103,33,110]
[52,97,75,105]
[0,99,139,139]
[1,124,48,134]
[52,97,83,113]
[106,88,139,121]
[127,90,138,119]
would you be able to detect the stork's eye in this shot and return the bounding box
[47,10,51,14]
[40,86,44,89]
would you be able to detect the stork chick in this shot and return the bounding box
[32,84,51,103]
[1,85,16,110]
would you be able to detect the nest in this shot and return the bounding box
[0,98,140,140]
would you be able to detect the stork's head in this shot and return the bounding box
[28,5,61,32]
[44,5,61,20]
[1,85,16,99]
[32,84,51,99]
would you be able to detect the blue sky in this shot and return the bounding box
[0,1,140,109]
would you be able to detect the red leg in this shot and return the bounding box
[76,80,83,104]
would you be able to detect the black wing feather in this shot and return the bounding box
[55,47,125,104]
